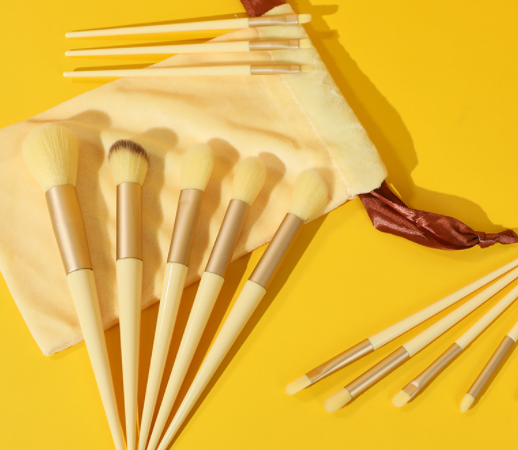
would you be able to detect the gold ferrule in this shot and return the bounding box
[248,14,299,27]
[250,65,301,75]
[167,189,203,266]
[249,39,301,51]
[205,199,249,278]
[402,343,462,400]
[116,182,142,260]
[346,347,410,398]
[249,213,303,289]
[306,339,374,384]
[467,335,516,399]
[45,185,92,274]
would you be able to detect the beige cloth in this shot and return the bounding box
[0,4,386,356]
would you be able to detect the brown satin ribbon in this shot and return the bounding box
[240,0,286,17]
[359,182,518,250]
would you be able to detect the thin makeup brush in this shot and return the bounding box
[22,124,125,450]
[66,14,312,38]
[286,257,518,395]
[65,38,312,56]
[393,283,518,408]
[324,266,518,413]
[145,157,266,450]
[461,316,518,412]
[138,144,214,450]
[63,64,314,78]
[155,170,328,450]
[108,140,149,450]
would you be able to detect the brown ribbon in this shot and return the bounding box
[359,182,518,250]
[240,0,286,17]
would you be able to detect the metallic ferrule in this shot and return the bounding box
[116,182,142,260]
[167,189,204,266]
[249,39,301,51]
[402,343,462,400]
[346,347,410,398]
[467,335,516,399]
[248,14,299,27]
[306,339,374,384]
[205,199,249,278]
[250,65,301,75]
[45,184,92,274]
[249,213,303,289]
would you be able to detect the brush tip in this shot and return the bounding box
[181,143,214,191]
[460,394,475,413]
[299,38,312,49]
[298,14,312,24]
[288,170,328,221]
[108,140,150,185]
[324,388,352,413]
[285,375,311,395]
[231,157,266,205]
[392,390,411,408]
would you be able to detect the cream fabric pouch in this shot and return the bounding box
[0,4,386,355]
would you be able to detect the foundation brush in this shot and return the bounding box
[155,170,328,450]
[138,144,214,450]
[144,157,266,450]
[108,140,149,450]
[22,124,125,450]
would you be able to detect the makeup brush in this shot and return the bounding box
[461,316,518,412]
[66,14,312,38]
[108,140,149,450]
[22,124,125,450]
[145,157,266,450]
[286,257,518,395]
[65,39,312,56]
[155,170,328,450]
[138,144,214,450]
[393,283,518,408]
[324,266,518,413]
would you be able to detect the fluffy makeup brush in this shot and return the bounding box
[145,157,266,450]
[155,170,328,450]
[138,144,214,450]
[108,140,149,450]
[324,266,518,413]
[22,124,125,450]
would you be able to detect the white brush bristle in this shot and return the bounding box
[231,157,266,205]
[288,170,328,221]
[324,388,352,413]
[22,124,79,192]
[285,375,311,395]
[298,14,312,24]
[181,143,214,191]
[108,140,149,185]
[460,394,475,413]
[392,390,411,408]
[299,38,312,49]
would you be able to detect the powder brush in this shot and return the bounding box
[138,144,214,450]
[22,124,125,450]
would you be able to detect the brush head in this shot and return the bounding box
[299,38,312,49]
[285,375,311,395]
[22,124,79,192]
[108,140,149,186]
[392,390,411,408]
[181,143,214,191]
[298,14,312,24]
[288,170,328,221]
[324,388,352,413]
[460,394,475,413]
[231,157,266,205]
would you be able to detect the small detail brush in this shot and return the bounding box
[108,140,149,450]
[22,124,125,450]
[145,157,266,450]
[324,267,518,413]
[66,14,312,38]
[286,257,518,395]
[155,170,328,450]
[138,144,214,450]
[393,283,518,408]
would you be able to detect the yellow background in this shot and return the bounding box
[2,1,518,449]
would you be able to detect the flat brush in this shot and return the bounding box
[145,157,266,450]
[286,257,518,395]
[393,283,518,408]
[65,38,312,57]
[108,140,149,450]
[324,266,518,413]
[138,144,214,450]
[22,124,125,450]
[66,14,312,38]
[156,170,328,450]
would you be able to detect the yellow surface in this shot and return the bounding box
[2,1,518,449]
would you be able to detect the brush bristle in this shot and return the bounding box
[299,38,312,49]
[231,157,266,205]
[288,170,328,221]
[181,143,214,191]
[22,124,79,192]
[108,140,149,185]
[392,390,411,408]
[285,375,311,395]
[298,14,312,24]
[324,388,352,413]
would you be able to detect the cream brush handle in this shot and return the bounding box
[507,316,518,341]
[67,269,125,450]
